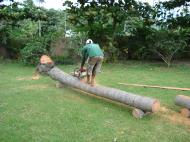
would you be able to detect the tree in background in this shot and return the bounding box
[64,0,190,63]
[64,0,155,62]
[156,0,190,29]
[0,0,68,65]
[146,28,187,67]
[0,0,189,65]
[0,0,47,59]
[146,0,189,66]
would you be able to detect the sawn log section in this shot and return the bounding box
[175,95,190,109]
[175,95,190,118]
[39,64,160,113]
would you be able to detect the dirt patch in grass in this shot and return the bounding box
[24,84,51,90]
[159,107,190,127]
[16,75,40,81]
[68,93,87,103]
[16,76,32,81]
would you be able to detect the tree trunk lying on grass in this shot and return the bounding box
[175,95,190,118]
[175,95,190,109]
[37,56,160,117]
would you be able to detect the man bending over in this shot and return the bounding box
[80,39,104,86]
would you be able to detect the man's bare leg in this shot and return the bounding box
[91,74,96,86]
[87,75,91,84]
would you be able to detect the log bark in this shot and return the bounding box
[38,64,160,113]
[180,108,190,118]
[175,95,190,109]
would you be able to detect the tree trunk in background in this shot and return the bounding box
[38,20,41,37]
[38,64,160,113]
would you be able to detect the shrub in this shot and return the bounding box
[146,29,187,67]
[20,40,47,65]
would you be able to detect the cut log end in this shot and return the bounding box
[40,55,54,65]
[37,55,54,74]
[151,100,160,113]
[132,108,145,119]
[180,108,190,118]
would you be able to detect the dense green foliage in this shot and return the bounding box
[20,38,47,65]
[64,0,155,61]
[64,0,190,63]
[0,0,69,64]
[146,28,187,67]
[0,0,190,65]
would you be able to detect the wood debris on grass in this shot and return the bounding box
[16,75,40,81]
[159,107,190,127]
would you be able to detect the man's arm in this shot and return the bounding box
[81,57,86,68]
[81,46,88,69]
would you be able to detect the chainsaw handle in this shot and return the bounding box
[74,68,79,76]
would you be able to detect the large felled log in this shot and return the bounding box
[37,57,160,113]
[175,95,190,109]
[38,66,160,112]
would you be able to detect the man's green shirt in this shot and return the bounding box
[81,43,104,66]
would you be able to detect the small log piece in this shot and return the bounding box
[175,95,190,109]
[132,108,145,119]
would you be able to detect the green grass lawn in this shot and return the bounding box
[0,60,190,142]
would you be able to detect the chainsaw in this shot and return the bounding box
[72,68,87,79]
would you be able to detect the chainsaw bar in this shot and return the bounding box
[72,68,87,79]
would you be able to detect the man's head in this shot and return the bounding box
[86,39,93,44]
